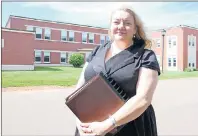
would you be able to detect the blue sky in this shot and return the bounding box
[2,2,198,31]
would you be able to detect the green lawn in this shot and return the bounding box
[159,71,198,80]
[2,67,82,88]
[2,66,198,87]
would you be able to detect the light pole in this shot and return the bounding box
[161,29,166,73]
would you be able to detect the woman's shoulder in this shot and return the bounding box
[86,42,110,62]
[141,48,161,75]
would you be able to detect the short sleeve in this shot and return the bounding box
[86,45,100,62]
[141,49,161,76]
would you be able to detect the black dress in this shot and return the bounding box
[75,39,161,136]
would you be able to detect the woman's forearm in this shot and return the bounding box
[111,94,151,126]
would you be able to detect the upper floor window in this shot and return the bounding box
[89,33,94,43]
[69,31,74,42]
[192,37,195,46]
[168,37,171,48]
[100,35,105,45]
[36,27,42,39]
[26,26,34,31]
[172,37,176,46]
[82,32,87,43]
[44,28,51,40]
[156,39,160,47]
[61,30,67,41]
[189,35,193,46]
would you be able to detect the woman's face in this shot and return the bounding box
[110,10,136,42]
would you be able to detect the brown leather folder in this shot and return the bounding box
[65,72,129,123]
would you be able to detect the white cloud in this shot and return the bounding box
[21,2,198,31]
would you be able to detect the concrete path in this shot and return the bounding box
[2,78,198,136]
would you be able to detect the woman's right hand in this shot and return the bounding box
[76,118,94,136]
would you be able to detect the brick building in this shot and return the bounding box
[151,25,198,71]
[2,15,109,70]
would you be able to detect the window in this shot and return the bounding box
[89,33,94,43]
[168,58,171,67]
[44,52,50,63]
[106,35,110,43]
[189,63,191,67]
[82,32,87,43]
[192,63,195,67]
[189,36,191,46]
[44,28,51,40]
[192,37,195,46]
[173,58,176,67]
[61,30,67,41]
[69,31,74,41]
[172,37,176,46]
[35,51,41,63]
[100,35,105,45]
[26,26,34,31]
[2,39,4,48]
[60,52,67,63]
[156,39,160,47]
[168,37,171,48]
[36,27,42,39]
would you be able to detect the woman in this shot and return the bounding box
[75,6,160,136]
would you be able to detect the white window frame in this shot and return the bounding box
[100,35,105,45]
[192,36,195,46]
[69,31,74,42]
[168,37,172,48]
[44,28,51,40]
[44,51,50,63]
[2,39,4,48]
[61,29,67,41]
[156,39,161,47]
[26,26,34,31]
[82,32,87,43]
[35,51,41,63]
[173,57,177,67]
[35,27,42,39]
[88,33,94,44]
[106,35,110,43]
[60,52,67,64]
[172,37,177,46]
[168,58,172,67]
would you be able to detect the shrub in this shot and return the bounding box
[184,68,192,72]
[69,53,84,68]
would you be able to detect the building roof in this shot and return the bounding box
[9,15,109,30]
[152,25,198,32]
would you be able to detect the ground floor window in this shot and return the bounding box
[44,51,50,63]
[35,51,41,63]
[60,52,67,63]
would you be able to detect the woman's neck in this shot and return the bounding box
[113,40,134,50]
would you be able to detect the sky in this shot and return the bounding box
[2,2,198,32]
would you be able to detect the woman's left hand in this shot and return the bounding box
[80,120,113,136]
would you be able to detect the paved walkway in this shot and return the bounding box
[1,78,198,136]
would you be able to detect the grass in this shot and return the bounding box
[159,71,198,80]
[2,66,198,87]
[2,66,83,88]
